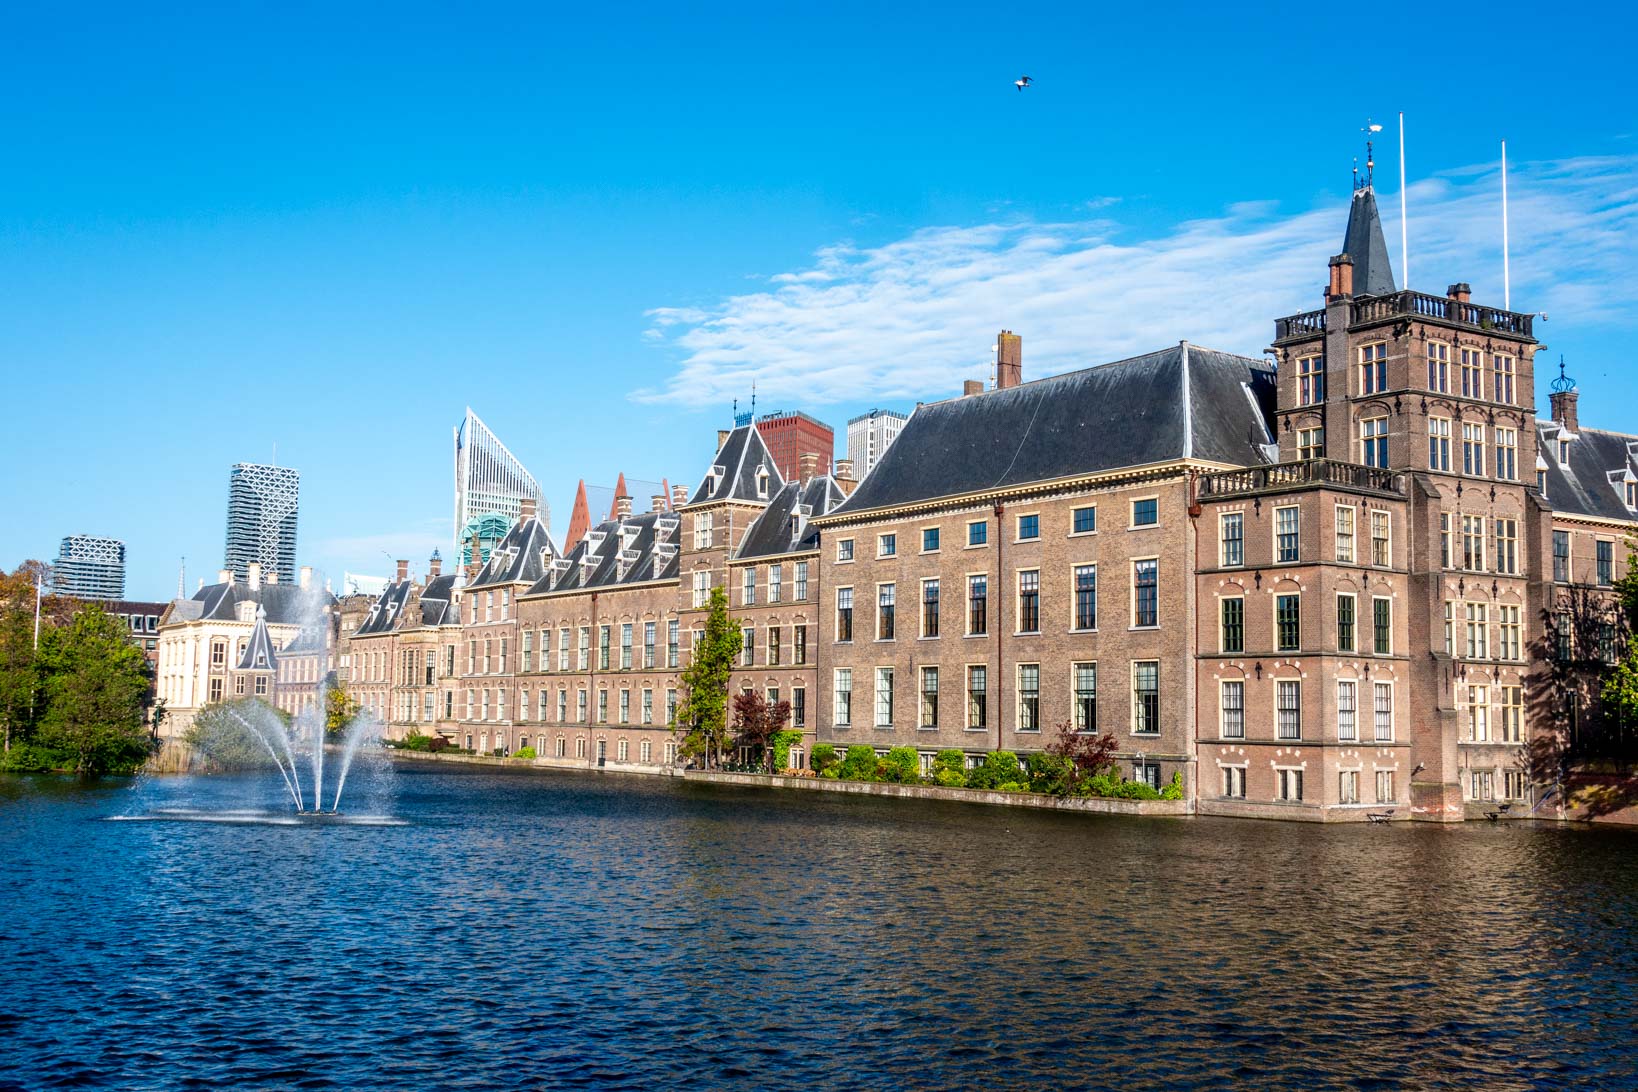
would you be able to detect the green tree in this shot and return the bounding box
[0,565,43,755]
[673,585,742,768]
[731,688,791,773]
[184,698,287,770]
[34,604,153,774]
[1601,547,1638,734]
[325,684,362,740]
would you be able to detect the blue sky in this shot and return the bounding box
[4,3,1635,599]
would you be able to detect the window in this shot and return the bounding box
[1220,680,1244,739]
[1297,354,1324,404]
[1072,506,1097,534]
[1597,540,1614,586]
[1465,684,1489,742]
[768,565,782,604]
[1133,560,1158,627]
[834,669,852,726]
[1460,347,1484,399]
[694,512,714,550]
[1073,565,1097,631]
[1553,531,1570,583]
[922,579,940,638]
[1336,594,1356,652]
[1373,598,1392,655]
[1276,594,1301,651]
[1335,506,1355,563]
[598,626,611,670]
[1276,680,1301,740]
[559,628,571,671]
[1360,343,1387,394]
[1132,662,1159,735]
[1558,439,1570,464]
[1017,570,1039,633]
[1462,422,1485,476]
[1275,506,1299,562]
[920,667,938,728]
[521,629,533,673]
[874,667,895,727]
[1462,515,1486,572]
[792,687,806,728]
[1428,417,1451,471]
[642,689,653,725]
[768,626,781,666]
[1361,417,1388,468]
[667,620,680,668]
[922,527,940,552]
[619,624,633,669]
[741,627,754,666]
[1498,605,1522,660]
[1223,766,1247,799]
[1427,341,1449,392]
[557,690,567,723]
[692,572,710,608]
[1376,770,1396,804]
[1338,681,1358,741]
[878,533,896,558]
[1495,427,1518,481]
[619,690,630,724]
[1016,514,1039,541]
[1220,513,1244,567]
[1500,685,1523,742]
[1278,768,1304,802]
[1017,664,1040,731]
[795,561,809,600]
[1340,770,1360,805]
[1221,597,1245,653]
[1074,663,1097,732]
[1440,514,1452,569]
[794,624,808,665]
[1464,602,1488,659]
[1369,684,1395,743]
[967,521,987,547]
[667,689,678,725]
[1495,519,1518,575]
[577,628,590,671]
[967,575,988,635]
[1297,427,1324,461]
[967,666,987,730]
[597,690,608,723]
[836,588,854,642]
[877,584,896,640]
[1132,498,1158,526]
[743,568,756,606]
[1490,352,1516,402]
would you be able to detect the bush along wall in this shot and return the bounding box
[808,741,1184,802]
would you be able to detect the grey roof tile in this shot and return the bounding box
[1539,422,1638,523]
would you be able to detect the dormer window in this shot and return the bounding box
[1558,439,1571,464]
[756,467,770,499]
[1627,481,1637,510]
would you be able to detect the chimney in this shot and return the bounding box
[299,565,312,590]
[266,570,278,584]
[218,568,231,586]
[615,495,633,519]
[1327,254,1354,301]
[651,493,666,513]
[1447,282,1471,304]
[428,551,443,578]
[466,533,484,579]
[672,484,689,508]
[963,379,983,398]
[717,429,731,452]
[519,496,537,521]
[798,452,819,486]
[247,562,261,591]
[996,330,1022,389]
[396,559,409,583]
[834,458,857,496]
[1550,388,1580,433]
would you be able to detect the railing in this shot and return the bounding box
[1351,291,1534,337]
[1273,308,1327,342]
[1198,459,1405,499]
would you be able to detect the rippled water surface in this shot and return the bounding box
[3,764,1637,1091]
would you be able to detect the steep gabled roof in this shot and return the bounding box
[186,580,331,625]
[689,423,784,505]
[526,511,681,595]
[419,574,460,626]
[1539,421,1638,523]
[235,606,279,671]
[830,343,1276,515]
[737,476,848,559]
[355,580,412,637]
[468,515,560,589]
[1343,187,1397,297]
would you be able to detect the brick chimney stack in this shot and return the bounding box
[834,458,857,496]
[519,496,537,521]
[265,570,278,585]
[996,330,1022,390]
[1447,282,1471,304]
[651,493,667,513]
[615,495,633,519]
[672,484,689,508]
[963,379,983,397]
[1326,254,1354,301]
[717,429,731,452]
[467,533,484,580]
[798,452,819,486]
[396,559,409,583]
[218,568,231,586]
[428,552,442,578]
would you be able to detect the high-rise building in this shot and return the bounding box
[53,534,126,600]
[756,411,834,482]
[846,408,908,478]
[453,407,545,562]
[225,463,300,584]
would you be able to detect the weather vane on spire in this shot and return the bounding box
[1359,120,1383,189]
[1551,355,1576,394]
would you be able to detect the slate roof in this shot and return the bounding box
[235,607,278,671]
[418,574,459,626]
[182,579,332,625]
[737,476,848,559]
[468,516,560,589]
[355,572,462,636]
[689,423,784,505]
[525,511,682,596]
[1539,420,1638,523]
[831,343,1277,515]
[1343,187,1397,297]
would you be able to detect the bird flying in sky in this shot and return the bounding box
[1015,75,1032,91]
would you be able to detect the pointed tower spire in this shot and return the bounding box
[610,472,630,519]
[565,480,592,553]
[1341,186,1397,297]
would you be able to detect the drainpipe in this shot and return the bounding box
[994,502,1005,753]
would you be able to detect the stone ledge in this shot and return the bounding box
[683,770,1193,817]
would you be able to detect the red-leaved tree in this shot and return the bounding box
[1045,720,1120,793]
[732,690,792,774]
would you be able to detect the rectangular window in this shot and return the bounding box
[642,688,653,725]
[967,575,988,635]
[1441,513,1452,569]
[920,667,938,728]
[1017,664,1040,731]
[1340,770,1360,805]
[742,626,755,666]
[1462,422,1485,476]
[1499,685,1523,742]
[743,568,756,606]
[1276,681,1301,740]
[576,689,587,722]
[694,512,714,550]
[922,527,940,552]
[1335,506,1355,564]
[1336,594,1356,652]
[1360,343,1387,394]
[1276,594,1300,651]
[1495,519,1518,575]
[922,579,940,638]
[1221,597,1245,654]
[1275,506,1299,563]
[1073,565,1097,630]
[1492,353,1515,404]
[1361,417,1388,468]
[1553,531,1570,583]
[1373,597,1392,655]
[769,564,782,604]
[1495,427,1518,481]
[619,624,633,670]
[1376,769,1396,804]
[643,622,656,668]
[1133,560,1158,627]
[968,521,987,547]
[1220,680,1244,739]
[1338,681,1358,741]
[1460,347,1485,399]
[1223,766,1247,799]
[874,668,894,727]
[1016,514,1039,541]
[792,687,806,728]
[1462,515,1486,572]
[836,538,855,563]
[1220,512,1244,567]
[667,689,677,725]
[967,666,987,730]
[1429,417,1452,471]
[1597,540,1614,586]
[794,624,808,665]
[795,561,808,600]
[521,629,533,673]
[836,588,854,642]
[1017,570,1039,633]
[577,628,590,671]
[1132,662,1159,735]
[1498,605,1522,661]
[768,626,781,666]
[1465,602,1488,659]
[556,690,566,723]
[877,584,896,640]
[1297,427,1324,461]
[1466,684,1489,742]
[1297,354,1324,405]
[1074,662,1097,732]
[558,628,570,671]
[692,572,710,608]
[597,690,608,723]
[598,626,611,670]
[833,669,852,726]
[878,533,896,558]
[619,689,630,724]
[1132,498,1158,526]
[667,620,680,668]
[1445,600,1457,655]
[1373,683,1394,742]
[1427,341,1449,392]
[1072,506,1097,534]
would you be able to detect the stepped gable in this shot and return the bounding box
[832,343,1276,514]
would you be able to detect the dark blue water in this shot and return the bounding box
[3,763,1637,1091]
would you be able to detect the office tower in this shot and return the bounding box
[453,407,545,563]
[846,408,908,478]
[756,411,834,482]
[53,534,126,600]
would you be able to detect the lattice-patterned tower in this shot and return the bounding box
[54,534,126,600]
[225,463,300,584]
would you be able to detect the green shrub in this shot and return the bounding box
[934,767,967,788]
[811,743,839,775]
[1161,771,1184,800]
[512,746,538,760]
[1025,752,1073,795]
[837,744,881,781]
[997,780,1030,793]
[770,730,804,771]
[965,750,1021,790]
[819,766,841,779]
[428,735,451,753]
[878,746,920,783]
[400,732,433,752]
[0,742,72,773]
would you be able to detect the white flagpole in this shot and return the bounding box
[1501,139,1511,310]
[1399,112,1408,290]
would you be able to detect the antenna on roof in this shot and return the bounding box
[750,380,756,419]
[1360,120,1382,189]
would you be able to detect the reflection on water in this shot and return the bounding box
[1,766,1636,1090]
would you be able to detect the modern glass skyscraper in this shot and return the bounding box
[54,534,126,600]
[453,408,545,562]
[225,463,300,584]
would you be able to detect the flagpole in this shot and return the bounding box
[1399,112,1408,289]
[1501,139,1511,310]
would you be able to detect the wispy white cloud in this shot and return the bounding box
[635,155,1638,407]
